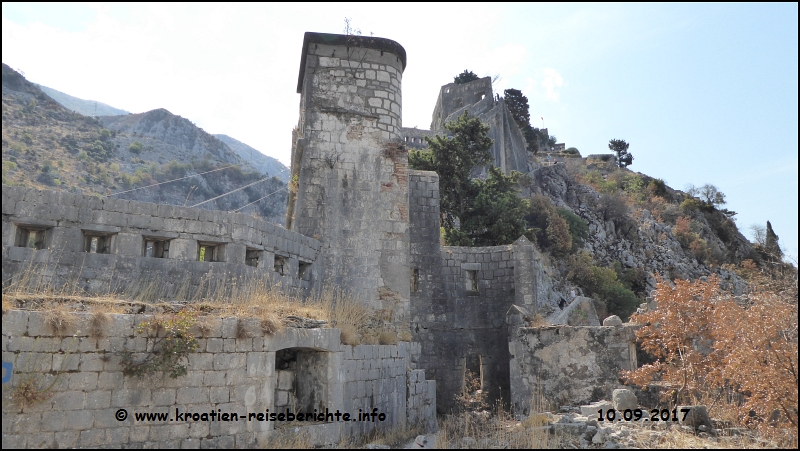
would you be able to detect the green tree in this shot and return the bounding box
[129,141,144,154]
[699,183,726,207]
[409,112,492,231]
[503,89,531,130]
[556,207,589,249]
[410,112,527,246]
[453,70,479,85]
[525,195,572,255]
[449,166,530,246]
[504,88,543,153]
[608,139,633,168]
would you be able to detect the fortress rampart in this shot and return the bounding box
[2,186,321,295]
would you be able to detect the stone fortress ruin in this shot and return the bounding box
[2,32,637,447]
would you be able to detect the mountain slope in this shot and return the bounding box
[214,134,290,182]
[36,84,130,116]
[2,63,287,224]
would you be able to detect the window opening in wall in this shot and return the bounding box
[466,270,478,293]
[274,255,288,276]
[479,93,486,100]
[298,261,311,281]
[404,136,408,142]
[245,248,261,267]
[446,88,450,93]
[15,226,48,249]
[274,348,328,428]
[198,243,219,262]
[84,233,112,254]
[456,98,463,108]
[411,268,419,292]
[143,239,170,258]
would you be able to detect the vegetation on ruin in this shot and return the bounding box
[409,111,529,246]
[504,88,545,153]
[623,269,798,440]
[120,308,200,379]
[453,69,480,85]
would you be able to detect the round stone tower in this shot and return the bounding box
[287,32,410,320]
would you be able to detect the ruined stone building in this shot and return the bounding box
[282,32,634,413]
[2,32,638,447]
[400,76,531,176]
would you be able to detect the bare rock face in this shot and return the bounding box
[603,315,623,326]
[612,388,638,411]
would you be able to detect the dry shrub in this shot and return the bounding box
[260,427,312,448]
[378,329,398,345]
[398,329,412,342]
[260,314,281,336]
[195,316,212,337]
[339,324,360,346]
[43,304,76,336]
[361,331,379,345]
[624,274,798,440]
[528,314,548,327]
[12,378,53,409]
[89,310,112,338]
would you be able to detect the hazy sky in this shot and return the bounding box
[2,3,798,260]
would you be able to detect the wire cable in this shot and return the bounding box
[105,165,237,197]
[190,177,271,208]
[232,186,288,212]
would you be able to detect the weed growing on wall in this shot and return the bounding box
[120,309,199,379]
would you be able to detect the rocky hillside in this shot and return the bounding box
[214,134,290,182]
[526,156,755,319]
[36,84,130,116]
[2,64,287,224]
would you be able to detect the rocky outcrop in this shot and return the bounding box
[532,163,750,294]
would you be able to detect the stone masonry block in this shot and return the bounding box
[86,390,112,409]
[213,353,246,371]
[177,387,209,404]
[2,310,29,336]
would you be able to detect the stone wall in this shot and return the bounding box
[409,170,541,413]
[1,310,436,448]
[430,77,494,131]
[399,128,442,149]
[290,32,411,322]
[508,325,638,415]
[1,187,321,297]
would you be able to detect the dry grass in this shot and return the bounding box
[89,310,111,338]
[438,383,564,449]
[259,427,313,448]
[436,406,564,449]
[528,314,548,327]
[378,329,399,345]
[11,377,54,410]
[43,303,77,336]
[624,425,789,449]
[3,262,376,339]
[334,423,429,449]
[339,324,359,346]
[398,329,413,342]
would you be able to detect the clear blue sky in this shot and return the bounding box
[3,3,797,260]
